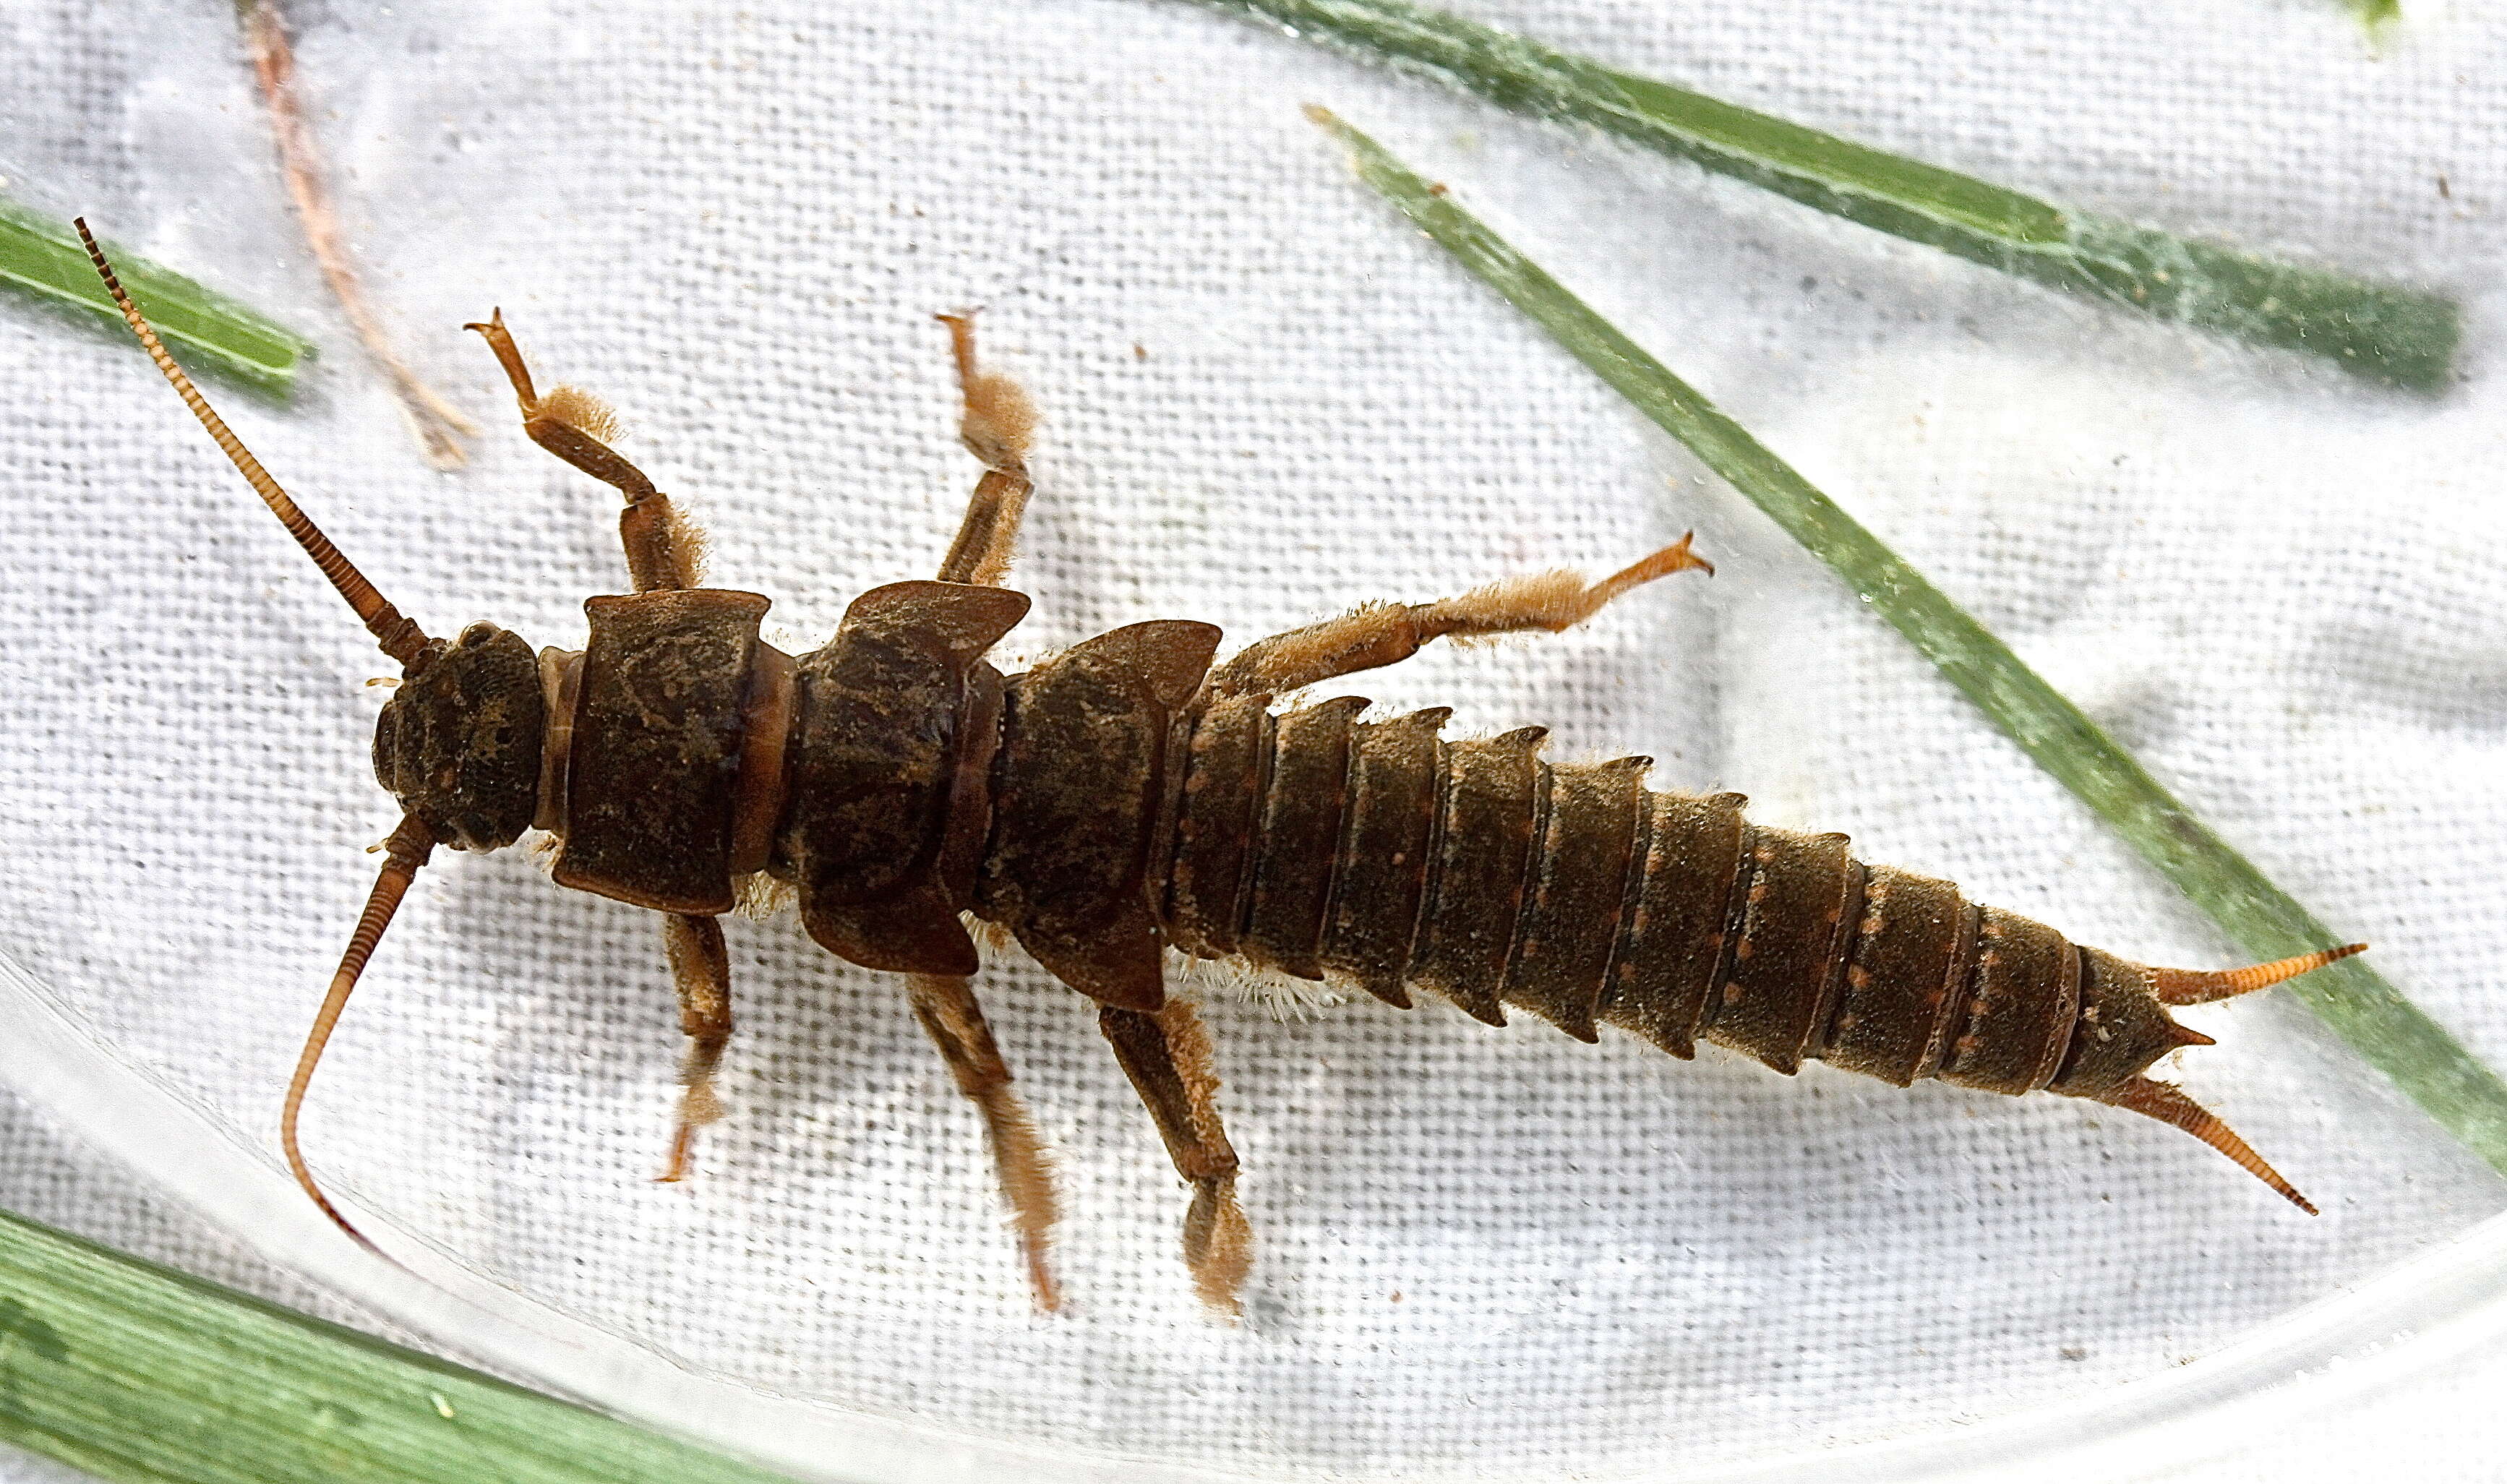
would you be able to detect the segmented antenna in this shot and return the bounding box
[74,218,433,666]
[278,814,437,1256]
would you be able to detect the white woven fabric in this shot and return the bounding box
[6,1,2507,1479]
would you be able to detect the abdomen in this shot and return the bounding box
[1162,695,2087,1099]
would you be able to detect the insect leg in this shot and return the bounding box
[464,311,702,592]
[1096,1000,1252,1317]
[1205,533,1713,698]
[656,912,734,1184]
[933,312,1037,587]
[908,974,1064,1311]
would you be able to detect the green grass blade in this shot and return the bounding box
[0,1205,810,1484]
[0,200,310,400]
[1211,0,2459,391]
[1309,107,2507,1173]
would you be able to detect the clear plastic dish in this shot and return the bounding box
[5,2,2505,1480]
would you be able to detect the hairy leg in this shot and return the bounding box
[1097,999,1252,1317]
[466,311,703,593]
[1206,534,1710,699]
[933,312,1037,587]
[916,321,1060,1305]
[656,912,734,1183]
[909,974,1064,1311]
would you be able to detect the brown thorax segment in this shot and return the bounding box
[548,588,776,915]
[978,620,1224,1012]
[777,581,1031,976]
[372,622,547,853]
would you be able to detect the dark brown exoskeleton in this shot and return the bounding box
[82,222,2362,1316]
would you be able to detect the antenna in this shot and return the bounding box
[75,218,432,666]
[278,815,437,1256]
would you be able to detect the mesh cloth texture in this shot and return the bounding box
[5,1,2507,1478]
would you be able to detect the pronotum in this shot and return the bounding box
[79,221,2362,1316]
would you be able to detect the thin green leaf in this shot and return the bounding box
[0,1206,810,1484]
[1310,107,2507,1173]
[0,200,310,400]
[1212,0,2459,391]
